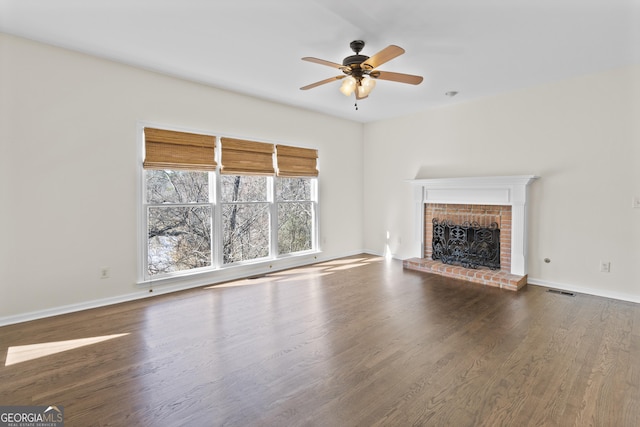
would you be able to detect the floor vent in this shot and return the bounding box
[547,289,575,297]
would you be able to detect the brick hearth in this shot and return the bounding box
[403,203,527,290]
[403,258,527,291]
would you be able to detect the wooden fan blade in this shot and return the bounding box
[372,71,423,85]
[302,57,347,70]
[361,45,405,70]
[300,75,345,90]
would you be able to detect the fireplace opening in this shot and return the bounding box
[432,218,500,270]
[424,203,512,274]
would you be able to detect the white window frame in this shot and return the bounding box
[275,176,318,258]
[219,174,272,266]
[136,123,320,285]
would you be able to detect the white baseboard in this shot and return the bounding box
[527,277,640,304]
[6,254,635,327]
[0,291,153,327]
[0,250,366,327]
[363,248,383,257]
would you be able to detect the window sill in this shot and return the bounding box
[137,251,323,289]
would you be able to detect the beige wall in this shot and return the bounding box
[363,64,640,301]
[0,34,364,322]
[2,32,639,323]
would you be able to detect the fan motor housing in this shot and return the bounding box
[342,54,369,67]
[343,40,368,71]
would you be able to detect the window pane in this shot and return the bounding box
[221,175,267,202]
[222,203,270,264]
[276,177,311,201]
[278,202,312,254]
[148,206,212,276]
[146,170,209,203]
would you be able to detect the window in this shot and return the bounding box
[140,127,319,281]
[221,175,270,264]
[277,177,314,255]
[145,170,213,276]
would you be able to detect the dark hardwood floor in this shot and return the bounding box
[1,255,639,426]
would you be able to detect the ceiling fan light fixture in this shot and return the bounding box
[357,76,376,97]
[339,76,357,96]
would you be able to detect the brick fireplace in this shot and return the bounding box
[403,175,538,291]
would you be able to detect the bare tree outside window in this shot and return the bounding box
[143,170,316,278]
[146,170,212,276]
[221,175,270,264]
[277,178,313,254]
[148,206,211,275]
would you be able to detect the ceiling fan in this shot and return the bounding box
[300,40,423,102]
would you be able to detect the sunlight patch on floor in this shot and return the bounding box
[276,272,332,282]
[327,263,369,271]
[5,333,129,366]
[269,266,329,275]
[204,257,381,289]
[205,275,280,289]
[315,258,369,266]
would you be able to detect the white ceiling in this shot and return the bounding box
[1,0,639,123]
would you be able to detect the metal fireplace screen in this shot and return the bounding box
[432,218,500,270]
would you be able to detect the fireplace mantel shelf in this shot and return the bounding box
[408,174,538,187]
[407,175,538,206]
[406,175,538,284]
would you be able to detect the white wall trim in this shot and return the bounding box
[137,251,323,288]
[346,251,640,305]
[527,278,640,304]
[0,250,364,327]
[0,292,152,328]
[3,252,636,327]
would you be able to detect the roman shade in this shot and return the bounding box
[220,137,275,175]
[143,127,217,171]
[276,145,319,177]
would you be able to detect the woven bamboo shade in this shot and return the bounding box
[276,145,319,177]
[143,127,216,171]
[220,138,275,175]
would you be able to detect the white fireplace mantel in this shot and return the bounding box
[408,175,538,276]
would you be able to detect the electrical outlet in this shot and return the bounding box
[633,196,640,209]
[600,261,611,273]
[100,267,110,279]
